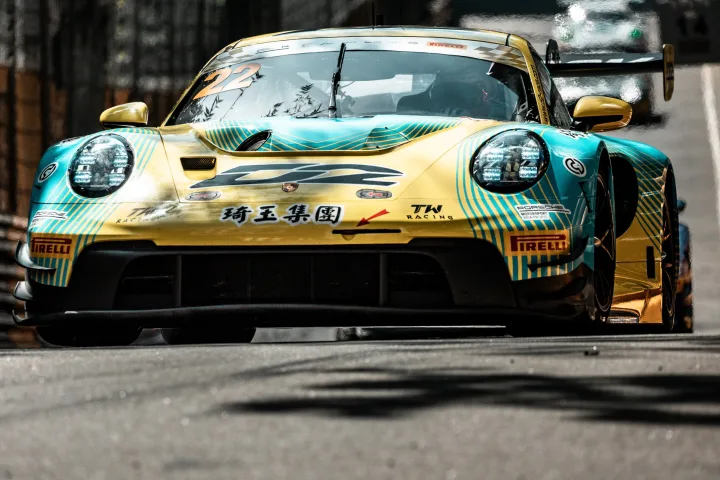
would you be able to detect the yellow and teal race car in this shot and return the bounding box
[13,27,680,346]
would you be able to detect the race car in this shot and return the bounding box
[553,0,651,53]
[13,26,680,346]
[552,1,657,123]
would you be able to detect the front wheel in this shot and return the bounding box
[582,160,617,326]
[660,173,680,332]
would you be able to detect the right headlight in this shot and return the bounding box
[69,134,134,198]
[471,130,549,193]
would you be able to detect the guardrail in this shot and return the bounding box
[0,214,26,315]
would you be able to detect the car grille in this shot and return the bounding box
[114,252,453,310]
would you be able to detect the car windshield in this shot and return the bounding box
[169,47,538,124]
[585,12,633,22]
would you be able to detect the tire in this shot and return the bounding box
[660,173,680,332]
[673,283,694,333]
[161,327,256,345]
[583,159,617,326]
[37,326,142,347]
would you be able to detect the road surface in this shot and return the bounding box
[1,334,719,479]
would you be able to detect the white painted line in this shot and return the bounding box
[701,64,720,235]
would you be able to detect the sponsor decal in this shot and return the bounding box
[220,204,344,227]
[407,204,454,221]
[504,231,570,257]
[116,204,180,224]
[356,189,392,199]
[30,209,68,228]
[282,182,299,193]
[556,129,589,139]
[186,191,221,201]
[30,236,74,259]
[190,163,404,189]
[357,209,389,227]
[427,41,467,50]
[563,157,587,177]
[37,162,58,183]
[514,204,571,221]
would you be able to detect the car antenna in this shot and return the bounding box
[328,42,347,119]
[372,1,375,28]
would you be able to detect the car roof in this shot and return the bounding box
[565,0,633,13]
[232,26,516,49]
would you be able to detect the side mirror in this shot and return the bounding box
[572,96,632,133]
[677,198,687,213]
[99,102,149,129]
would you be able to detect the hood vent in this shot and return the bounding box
[180,157,216,171]
[237,130,271,152]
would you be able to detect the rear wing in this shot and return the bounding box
[543,39,675,101]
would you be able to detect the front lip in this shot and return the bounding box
[11,304,576,327]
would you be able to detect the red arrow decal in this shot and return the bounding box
[357,209,389,227]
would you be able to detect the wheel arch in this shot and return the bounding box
[608,153,639,237]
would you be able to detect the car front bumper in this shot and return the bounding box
[13,238,592,327]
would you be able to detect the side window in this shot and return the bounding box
[551,84,573,128]
[530,51,572,128]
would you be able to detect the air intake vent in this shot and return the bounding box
[180,157,216,171]
[237,130,271,152]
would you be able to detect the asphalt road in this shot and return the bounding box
[2,17,720,480]
[1,334,719,480]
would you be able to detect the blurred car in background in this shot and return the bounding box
[554,0,650,53]
[555,74,653,124]
[552,0,656,123]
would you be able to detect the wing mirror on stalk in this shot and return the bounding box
[100,102,149,129]
[572,96,632,133]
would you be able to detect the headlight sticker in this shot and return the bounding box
[563,157,587,177]
[29,209,68,228]
[37,162,58,183]
[514,204,571,221]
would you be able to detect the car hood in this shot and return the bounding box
[159,116,501,203]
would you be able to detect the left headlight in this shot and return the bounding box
[471,130,549,193]
[69,134,134,198]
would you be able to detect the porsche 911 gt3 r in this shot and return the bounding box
[13,27,681,346]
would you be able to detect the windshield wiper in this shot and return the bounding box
[328,43,347,119]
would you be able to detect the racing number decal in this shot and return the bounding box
[194,63,261,100]
[224,64,262,91]
[194,68,231,99]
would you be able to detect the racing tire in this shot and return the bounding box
[673,283,693,333]
[160,327,256,345]
[581,158,617,328]
[659,173,680,333]
[36,326,142,347]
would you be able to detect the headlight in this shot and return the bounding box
[69,134,134,198]
[471,131,549,193]
[620,82,643,103]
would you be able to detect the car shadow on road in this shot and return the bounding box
[216,337,720,425]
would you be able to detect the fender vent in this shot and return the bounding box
[237,130,271,152]
[181,157,216,171]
